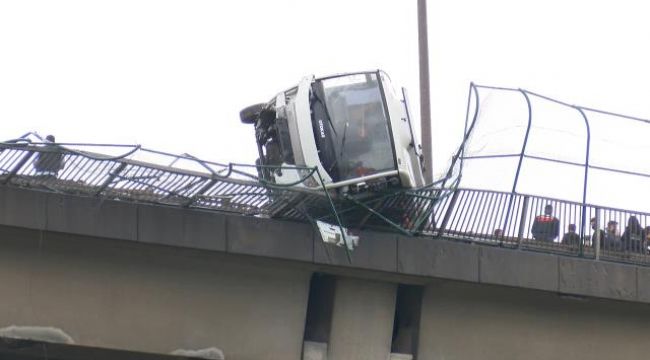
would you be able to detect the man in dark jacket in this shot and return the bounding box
[531,204,560,242]
[622,216,645,253]
[561,223,580,248]
[590,217,606,248]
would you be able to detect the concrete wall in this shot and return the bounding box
[0,226,311,360]
[0,186,650,303]
[4,187,650,359]
[328,278,397,360]
[418,280,650,360]
[2,186,650,306]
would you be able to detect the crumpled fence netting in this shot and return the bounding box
[0,132,439,256]
[451,83,650,213]
[0,132,336,221]
[0,132,322,189]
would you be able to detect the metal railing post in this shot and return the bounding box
[183,178,217,207]
[517,196,530,248]
[594,208,601,260]
[95,162,127,196]
[436,189,461,237]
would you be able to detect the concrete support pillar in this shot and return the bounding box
[0,227,312,360]
[328,277,397,360]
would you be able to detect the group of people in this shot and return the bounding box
[588,216,649,253]
[530,204,649,253]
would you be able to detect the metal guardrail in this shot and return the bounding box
[2,140,649,266]
[0,141,332,220]
[436,188,650,265]
[0,141,448,251]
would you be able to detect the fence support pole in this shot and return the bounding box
[575,107,591,258]
[501,90,533,234]
[95,162,127,196]
[594,208,601,260]
[436,189,461,237]
[517,196,530,249]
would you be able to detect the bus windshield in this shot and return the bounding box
[312,73,396,182]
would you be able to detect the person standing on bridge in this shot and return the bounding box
[590,217,606,249]
[531,204,560,243]
[621,216,645,253]
[33,135,65,179]
[561,223,580,248]
[603,220,622,251]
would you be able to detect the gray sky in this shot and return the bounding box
[2,0,650,208]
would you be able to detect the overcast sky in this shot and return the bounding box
[2,0,650,208]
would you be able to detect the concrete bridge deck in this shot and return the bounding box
[1,186,650,359]
[2,185,648,304]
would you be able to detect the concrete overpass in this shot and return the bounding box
[1,185,650,360]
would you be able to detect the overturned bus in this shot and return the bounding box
[240,70,426,194]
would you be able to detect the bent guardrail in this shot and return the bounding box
[1,139,649,266]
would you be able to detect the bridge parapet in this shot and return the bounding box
[1,185,649,304]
